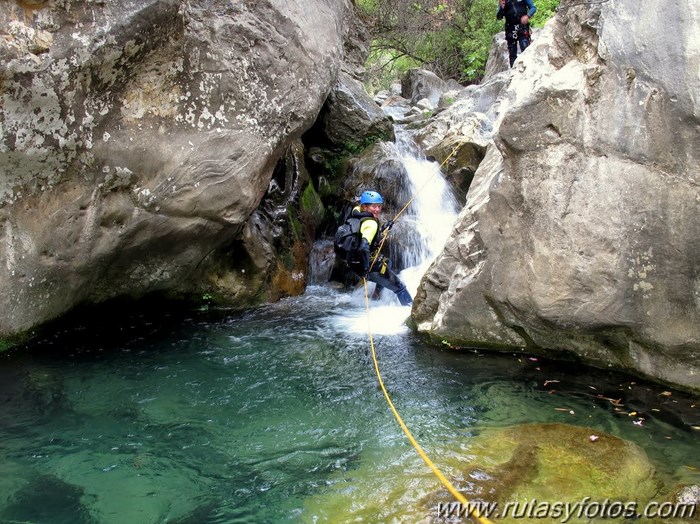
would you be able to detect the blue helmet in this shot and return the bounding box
[360,190,383,205]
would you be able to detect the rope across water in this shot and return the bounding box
[362,279,494,524]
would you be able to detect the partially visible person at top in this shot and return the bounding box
[497,0,537,67]
[347,190,413,307]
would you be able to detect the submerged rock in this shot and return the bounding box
[456,423,662,520]
[1,474,93,524]
[302,422,675,523]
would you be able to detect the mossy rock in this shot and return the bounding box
[0,332,31,352]
[303,423,670,523]
[300,182,325,225]
[455,423,663,523]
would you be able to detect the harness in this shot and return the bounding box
[502,0,532,43]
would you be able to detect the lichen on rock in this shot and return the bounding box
[0,0,356,340]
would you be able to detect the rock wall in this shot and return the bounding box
[0,0,353,339]
[414,0,700,391]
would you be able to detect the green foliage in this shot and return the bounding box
[319,134,387,180]
[460,0,504,82]
[198,293,213,311]
[361,0,560,88]
[355,0,379,14]
[531,0,560,24]
[325,154,346,179]
[300,182,325,224]
[0,332,28,352]
[345,132,388,154]
[365,49,421,95]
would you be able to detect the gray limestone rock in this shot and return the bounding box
[401,68,456,107]
[314,70,395,150]
[0,0,353,337]
[414,0,700,391]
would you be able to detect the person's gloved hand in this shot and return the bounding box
[381,220,394,234]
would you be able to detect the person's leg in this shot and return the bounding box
[366,272,398,293]
[366,268,412,306]
[518,25,531,53]
[509,45,518,66]
[519,36,530,52]
[385,259,412,305]
[506,27,518,67]
[369,256,388,299]
[395,286,412,306]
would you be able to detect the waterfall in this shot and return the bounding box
[328,133,460,332]
[394,136,459,260]
[307,122,460,309]
[307,133,459,304]
[386,132,460,298]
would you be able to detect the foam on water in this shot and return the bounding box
[332,303,411,336]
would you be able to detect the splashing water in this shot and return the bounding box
[351,134,460,310]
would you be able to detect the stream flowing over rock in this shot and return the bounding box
[413,0,700,391]
[0,0,355,339]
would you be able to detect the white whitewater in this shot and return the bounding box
[392,133,460,289]
[336,132,460,336]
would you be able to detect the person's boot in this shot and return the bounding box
[396,287,413,307]
[371,286,383,300]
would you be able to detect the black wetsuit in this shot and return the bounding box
[497,0,536,67]
[346,207,413,306]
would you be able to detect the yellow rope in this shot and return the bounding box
[362,278,494,524]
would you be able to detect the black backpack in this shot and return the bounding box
[333,217,363,262]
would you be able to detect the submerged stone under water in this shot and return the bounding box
[2,474,94,524]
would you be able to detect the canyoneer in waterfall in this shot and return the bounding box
[334,190,413,306]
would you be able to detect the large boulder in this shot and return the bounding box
[401,68,461,107]
[310,70,395,151]
[0,0,354,340]
[414,0,700,391]
[483,32,511,80]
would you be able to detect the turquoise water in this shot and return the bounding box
[1,287,698,523]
